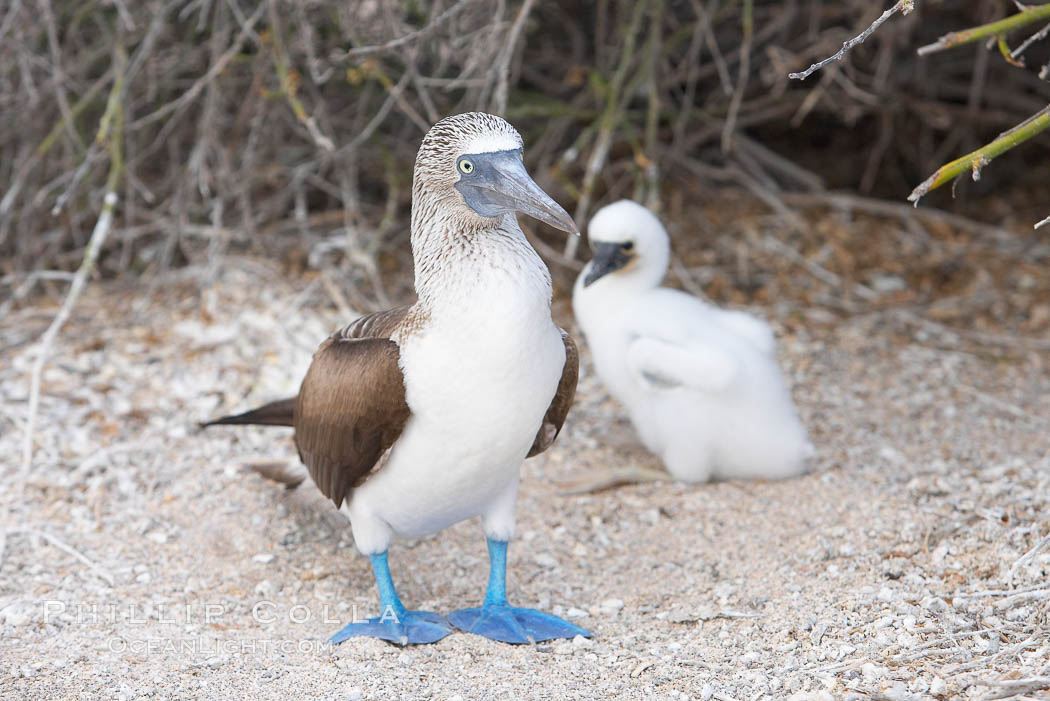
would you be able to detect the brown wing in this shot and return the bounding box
[293,311,412,509]
[527,329,578,458]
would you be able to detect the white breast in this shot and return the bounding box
[346,235,564,552]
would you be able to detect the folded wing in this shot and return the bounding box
[527,329,578,457]
[293,306,414,508]
[625,336,738,394]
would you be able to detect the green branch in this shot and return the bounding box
[908,104,1050,205]
[917,3,1050,55]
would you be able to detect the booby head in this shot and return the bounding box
[412,112,578,235]
[580,200,670,289]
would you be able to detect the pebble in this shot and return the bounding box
[860,662,886,680]
[252,553,275,564]
[1006,606,1031,621]
[533,553,558,569]
[919,596,949,612]
[599,598,624,615]
[0,601,38,628]
[788,692,833,701]
[254,580,277,597]
[871,274,906,293]
[929,677,947,695]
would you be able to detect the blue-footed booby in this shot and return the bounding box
[572,200,813,487]
[204,113,589,646]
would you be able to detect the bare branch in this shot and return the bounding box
[789,0,914,80]
[564,0,649,261]
[974,677,1050,701]
[491,0,537,116]
[1010,19,1050,61]
[334,0,477,59]
[128,1,266,129]
[722,0,752,151]
[7,45,127,569]
[1006,532,1050,586]
[267,0,334,151]
[4,528,115,587]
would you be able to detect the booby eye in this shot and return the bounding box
[622,241,635,251]
[458,159,474,174]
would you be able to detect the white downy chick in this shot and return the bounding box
[573,200,813,483]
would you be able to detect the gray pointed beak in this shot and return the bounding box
[455,150,579,236]
[583,242,631,287]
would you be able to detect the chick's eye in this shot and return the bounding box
[458,159,474,174]
[622,241,635,251]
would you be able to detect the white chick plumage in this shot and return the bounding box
[572,200,813,483]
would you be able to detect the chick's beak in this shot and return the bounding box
[583,242,631,287]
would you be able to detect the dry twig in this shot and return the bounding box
[336,0,477,59]
[789,1,915,81]
[1005,531,1050,587]
[4,52,126,566]
[721,0,752,151]
[974,677,1050,701]
[6,527,115,587]
[491,0,537,116]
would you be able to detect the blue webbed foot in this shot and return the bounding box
[329,609,453,646]
[448,604,592,644]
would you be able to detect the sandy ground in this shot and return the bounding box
[2,240,1049,700]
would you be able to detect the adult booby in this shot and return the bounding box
[205,113,589,646]
[572,200,812,486]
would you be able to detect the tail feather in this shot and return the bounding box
[201,397,296,428]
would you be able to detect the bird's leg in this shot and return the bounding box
[448,538,592,644]
[482,537,509,608]
[371,551,408,621]
[329,551,452,646]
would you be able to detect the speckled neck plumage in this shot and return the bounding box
[409,205,552,312]
[408,112,549,312]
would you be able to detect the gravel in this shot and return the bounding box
[1,254,1048,701]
